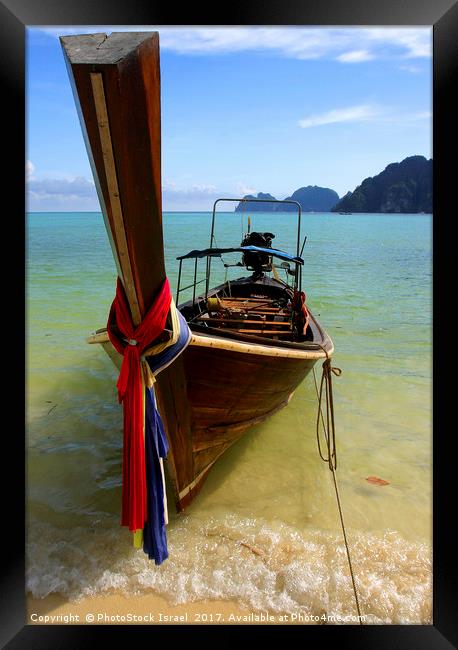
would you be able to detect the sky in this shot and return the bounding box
[26,26,432,212]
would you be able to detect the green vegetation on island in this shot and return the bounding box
[331,156,432,213]
[234,156,432,214]
[235,186,340,212]
[234,192,278,211]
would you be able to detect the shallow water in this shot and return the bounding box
[26,211,432,623]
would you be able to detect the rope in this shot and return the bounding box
[272,261,281,282]
[212,232,229,271]
[314,358,340,469]
[312,357,364,625]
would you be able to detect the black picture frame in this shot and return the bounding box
[4,0,456,646]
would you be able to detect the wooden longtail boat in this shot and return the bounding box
[61,32,334,513]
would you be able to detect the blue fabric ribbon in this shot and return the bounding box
[147,310,191,375]
[143,386,169,564]
[142,309,191,564]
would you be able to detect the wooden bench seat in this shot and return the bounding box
[197,316,291,327]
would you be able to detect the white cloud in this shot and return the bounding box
[28,176,96,198]
[34,26,432,61]
[236,182,257,196]
[26,160,35,178]
[27,176,99,211]
[26,172,228,211]
[162,183,229,210]
[189,183,217,194]
[337,50,375,63]
[363,27,431,58]
[298,104,432,129]
[163,178,178,191]
[298,104,379,128]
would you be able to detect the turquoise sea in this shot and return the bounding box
[26,211,432,624]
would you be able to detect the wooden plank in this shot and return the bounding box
[234,329,292,336]
[241,309,289,315]
[196,317,291,327]
[203,394,293,436]
[209,307,290,315]
[189,331,332,359]
[221,296,274,302]
[192,443,233,477]
[220,304,281,312]
[220,298,274,304]
[186,381,295,405]
[153,359,194,505]
[182,344,312,415]
[190,395,294,453]
[176,466,212,511]
[90,72,141,324]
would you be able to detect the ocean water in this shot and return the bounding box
[26,211,432,624]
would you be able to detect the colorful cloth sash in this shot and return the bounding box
[107,277,190,563]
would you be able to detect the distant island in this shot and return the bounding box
[234,155,432,214]
[332,156,432,213]
[234,192,279,211]
[235,186,339,212]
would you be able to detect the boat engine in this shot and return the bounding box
[241,231,275,278]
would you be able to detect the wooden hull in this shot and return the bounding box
[91,313,332,511]
[182,343,316,484]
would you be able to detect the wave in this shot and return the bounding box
[27,514,431,624]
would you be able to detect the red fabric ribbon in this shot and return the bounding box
[107,277,172,531]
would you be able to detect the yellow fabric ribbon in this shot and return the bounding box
[141,297,181,388]
[134,300,180,546]
[133,529,143,548]
[132,357,148,547]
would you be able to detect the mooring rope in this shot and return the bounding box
[312,356,364,625]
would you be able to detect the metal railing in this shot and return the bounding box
[206,197,303,298]
[175,257,208,307]
[176,197,304,307]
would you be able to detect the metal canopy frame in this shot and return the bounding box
[176,197,304,307]
[210,197,302,257]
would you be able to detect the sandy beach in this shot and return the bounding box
[27,593,296,625]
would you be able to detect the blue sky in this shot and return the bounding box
[26,26,432,211]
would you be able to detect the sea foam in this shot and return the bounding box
[27,514,431,624]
